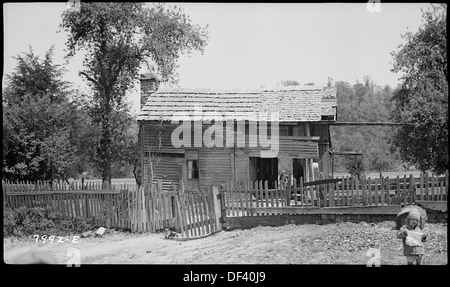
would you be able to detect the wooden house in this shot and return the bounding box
[136,73,337,191]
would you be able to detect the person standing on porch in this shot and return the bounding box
[279,170,289,186]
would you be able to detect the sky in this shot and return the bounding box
[3,2,432,114]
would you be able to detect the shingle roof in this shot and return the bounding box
[137,85,337,122]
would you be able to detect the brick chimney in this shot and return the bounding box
[140,72,159,110]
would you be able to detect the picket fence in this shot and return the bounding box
[221,172,448,217]
[3,179,217,238]
[3,172,447,237]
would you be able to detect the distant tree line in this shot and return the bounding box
[330,77,402,178]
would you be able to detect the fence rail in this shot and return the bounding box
[221,172,448,217]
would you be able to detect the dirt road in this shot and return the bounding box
[3,221,447,265]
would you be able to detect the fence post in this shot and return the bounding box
[409,174,415,204]
[212,185,222,232]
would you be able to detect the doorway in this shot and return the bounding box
[249,157,278,189]
[293,158,306,186]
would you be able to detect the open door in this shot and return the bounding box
[249,157,278,188]
[293,158,306,186]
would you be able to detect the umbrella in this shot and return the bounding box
[396,204,428,230]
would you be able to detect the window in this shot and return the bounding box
[187,160,199,179]
[280,126,294,136]
[298,124,306,136]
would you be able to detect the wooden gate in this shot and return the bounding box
[174,186,222,239]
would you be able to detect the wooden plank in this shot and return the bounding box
[196,192,205,236]
[269,184,275,208]
[176,192,188,238]
[76,192,82,218]
[292,180,298,207]
[160,190,167,228]
[76,192,81,218]
[207,189,216,233]
[148,189,154,232]
[279,181,284,207]
[361,178,367,206]
[185,192,195,237]
[312,185,317,208]
[330,182,335,207]
[231,181,237,217]
[300,179,307,207]
[104,193,110,227]
[156,189,161,231]
[264,180,270,214]
[354,178,359,206]
[263,181,270,209]
[286,180,292,207]
[445,171,449,201]
[303,178,343,186]
[256,181,262,215]
[201,191,210,234]
[431,174,436,201]
[337,181,342,207]
[374,178,380,206]
[248,205,402,215]
[367,178,372,206]
[237,182,244,216]
[243,181,250,216]
[402,174,407,203]
[258,180,264,211]
[416,200,447,212]
[385,177,390,206]
[61,191,66,218]
[5,190,121,196]
[251,181,257,215]
[189,193,199,236]
[344,176,349,207]
[249,180,255,215]
[97,193,102,225]
[351,177,356,206]
[111,193,116,228]
[225,181,231,216]
[409,174,414,205]
[424,173,429,201]
[380,177,385,206]
[437,179,442,201]
[200,191,210,235]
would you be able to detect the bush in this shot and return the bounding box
[3,204,96,238]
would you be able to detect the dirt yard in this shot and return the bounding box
[3,221,447,265]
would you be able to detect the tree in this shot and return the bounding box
[331,79,402,176]
[2,47,81,182]
[60,2,209,185]
[390,4,447,175]
[280,79,300,86]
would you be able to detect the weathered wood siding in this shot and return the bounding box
[140,121,328,188]
[144,154,183,191]
[198,148,232,191]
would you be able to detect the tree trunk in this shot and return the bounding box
[100,95,112,190]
